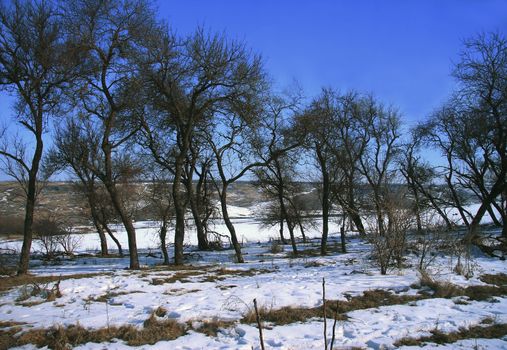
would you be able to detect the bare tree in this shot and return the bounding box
[298,89,342,255]
[64,0,159,269]
[184,139,216,251]
[357,100,402,238]
[421,33,507,243]
[366,190,412,275]
[207,93,300,263]
[298,89,377,255]
[143,169,174,265]
[328,93,369,238]
[0,0,79,274]
[50,118,109,256]
[138,29,265,264]
[253,94,303,255]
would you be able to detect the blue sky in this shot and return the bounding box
[1,1,507,179]
[157,0,507,125]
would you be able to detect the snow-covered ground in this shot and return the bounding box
[0,204,506,349]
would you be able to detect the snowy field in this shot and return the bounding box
[0,205,506,349]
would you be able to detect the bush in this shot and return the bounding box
[0,216,24,236]
[34,215,81,259]
[269,240,284,254]
[366,197,412,275]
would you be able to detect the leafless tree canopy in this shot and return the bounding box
[0,1,506,273]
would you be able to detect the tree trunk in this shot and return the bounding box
[413,187,423,233]
[103,224,123,257]
[286,220,298,255]
[193,205,209,250]
[90,203,108,256]
[101,123,139,268]
[187,180,208,250]
[340,214,347,253]
[92,215,108,256]
[17,133,43,275]
[106,184,139,268]
[487,202,502,227]
[172,160,186,265]
[18,193,36,275]
[346,179,365,236]
[446,174,470,227]
[467,180,507,243]
[298,219,307,243]
[348,208,365,236]
[279,218,286,244]
[220,186,244,263]
[316,146,330,256]
[414,181,453,229]
[160,220,170,265]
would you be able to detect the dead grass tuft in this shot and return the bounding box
[268,241,284,254]
[419,272,507,301]
[154,306,167,317]
[333,289,419,314]
[394,321,507,347]
[242,304,321,325]
[150,271,202,285]
[0,325,22,350]
[87,290,146,303]
[0,321,26,329]
[0,310,187,349]
[164,288,200,296]
[0,272,109,293]
[480,273,507,286]
[192,318,235,337]
[200,267,272,283]
[241,289,419,326]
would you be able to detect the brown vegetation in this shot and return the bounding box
[418,272,507,301]
[0,273,108,293]
[242,289,420,326]
[191,318,235,337]
[394,321,507,347]
[0,310,186,350]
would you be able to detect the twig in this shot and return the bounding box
[330,301,339,350]
[323,277,327,350]
[253,298,265,350]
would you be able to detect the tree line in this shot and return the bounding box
[0,0,505,275]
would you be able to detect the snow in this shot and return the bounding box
[1,205,507,349]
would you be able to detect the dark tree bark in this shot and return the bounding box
[0,1,78,274]
[316,144,330,255]
[64,0,161,269]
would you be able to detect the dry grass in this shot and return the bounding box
[199,267,273,283]
[0,310,186,350]
[242,289,420,326]
[242,304,322,325]
[150,271,203,285]
[480,273,507,286]
[418,272,507,301]
[14,279,63,306]
[333,289,419,314]
[0,324,22,350]
[268,240,284,254]
[191,318,236,337]
[0,321,25,328]
[394,321,507,346]
[0,272,109,293]
[0,215,24,237]
[164,288,201,296]
[86,290,146,303]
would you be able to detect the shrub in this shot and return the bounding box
[0,216,24,236]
